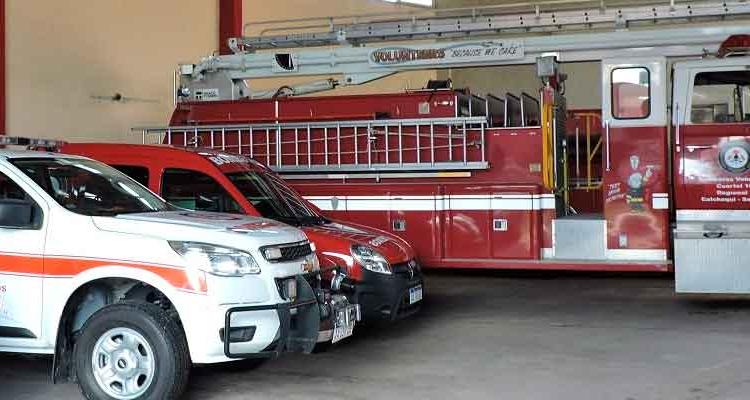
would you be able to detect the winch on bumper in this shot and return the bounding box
[223,274,359,358]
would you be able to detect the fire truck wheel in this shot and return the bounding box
[73,301,191,400]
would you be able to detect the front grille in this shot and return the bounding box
[261,241,313,262]
[281,242,313,260]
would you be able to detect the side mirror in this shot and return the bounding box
[0,199,35,228]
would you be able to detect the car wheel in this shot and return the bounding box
[73,301,190,400]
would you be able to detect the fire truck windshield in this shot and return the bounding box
[10,158,170,217]
[225,171,327,226]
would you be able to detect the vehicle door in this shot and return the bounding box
[672,58,750,293]
[0,164,48,349]
[672,60,750,212]
[601,58,670,261]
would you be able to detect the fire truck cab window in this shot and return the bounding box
[691,70,750,124]
[162,168,242,214]
[611,67,651,119]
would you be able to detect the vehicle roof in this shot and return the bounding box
[673,55,750,70]
[64,143,232,157]
[61,143,269,171]
[0,149,87,160]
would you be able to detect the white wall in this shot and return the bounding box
[5,0,603,144]
[438,62,602,110]
[6,0,435,143]
[7,0,218,143]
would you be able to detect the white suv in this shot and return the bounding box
[0,150,345,399]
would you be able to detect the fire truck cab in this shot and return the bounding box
[671,53,750,292]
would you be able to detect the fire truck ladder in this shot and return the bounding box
[135,116,489,173]
[182,1,750,102]
[231,0,750,52]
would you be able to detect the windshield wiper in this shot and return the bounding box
[297,215,329,226]
[273,215,304,226]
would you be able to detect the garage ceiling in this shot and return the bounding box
[435,0,697,9]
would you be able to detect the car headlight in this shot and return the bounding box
[304,252,321,273]
[169,241,261,276]
[351,244,391,275]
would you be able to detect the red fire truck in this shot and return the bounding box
[137,1,750,293]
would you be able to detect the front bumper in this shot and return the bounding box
[350,261,424,322]
[179,274,320,364]
[223,273,329,359]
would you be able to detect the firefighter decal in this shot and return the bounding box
[626,155,654,212]
[718,140,750,174]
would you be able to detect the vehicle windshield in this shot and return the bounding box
[10,158,169,217]
[225,171,326,226]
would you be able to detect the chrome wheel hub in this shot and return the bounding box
[91,327,156,400]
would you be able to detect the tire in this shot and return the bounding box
[73,301,191,400]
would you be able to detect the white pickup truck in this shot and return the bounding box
[0,148,357,399]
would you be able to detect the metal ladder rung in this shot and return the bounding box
[133,116,490,173]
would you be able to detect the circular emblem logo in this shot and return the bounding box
[719,141,750,174]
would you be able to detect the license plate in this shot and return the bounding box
[409,285,423,305]
[331,304,358,344]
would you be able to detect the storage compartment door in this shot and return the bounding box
[675,222,750,293]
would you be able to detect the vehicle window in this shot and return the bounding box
[162,168,242,213]
[226,171,323,225]
[0,171,28,201]
[10,158,168,217]
[265,173,319,217]
[0,170,43,228]
[611,67,651,119]
[113,165,150,187]
[691,70,750,124]
[225,171,295,219]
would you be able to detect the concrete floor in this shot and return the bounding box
[4,271,750,400]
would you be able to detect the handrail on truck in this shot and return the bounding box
[570,112,603,191]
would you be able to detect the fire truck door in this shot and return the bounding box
[600,58,670,261]
[0,167,46,348]
[672,60,750,293]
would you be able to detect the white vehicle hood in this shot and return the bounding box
[92,211,308,248]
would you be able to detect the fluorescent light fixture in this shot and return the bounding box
[383,0,433,6]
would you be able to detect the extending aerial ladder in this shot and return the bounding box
[176,0,750,101]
